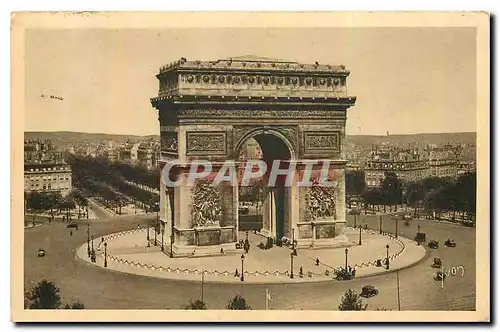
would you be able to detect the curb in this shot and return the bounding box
[75,226,426,284]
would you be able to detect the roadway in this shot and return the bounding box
[24,213,475,310]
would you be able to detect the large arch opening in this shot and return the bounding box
[236,130,294,244]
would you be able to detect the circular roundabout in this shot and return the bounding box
[77,226,426,284]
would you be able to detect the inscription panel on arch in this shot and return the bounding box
[303,131,341,156]
[186,131,227,156]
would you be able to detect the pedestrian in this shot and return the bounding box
[316,258,320,266]
[70,231,73,236]
[352,268,356,278]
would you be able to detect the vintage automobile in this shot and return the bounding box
[348,209,361,215]
[414,232,426,243]
[66,223,78,229]
[432,257,442,268]
[360,285,379,298]
[428,240,439,249]
[403,214,412,220]
[37,248,46,257]
[444,239,456,247]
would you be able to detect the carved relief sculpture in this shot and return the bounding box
[187,132,227,155]
[161,132,178,152]
[304,132,341,154]
[190,182,222,228]
[307,184,337,220]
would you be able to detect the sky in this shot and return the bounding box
[24,27,477,136]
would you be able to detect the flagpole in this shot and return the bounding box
[396,270,401,311]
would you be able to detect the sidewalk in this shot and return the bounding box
[77,227,426,284]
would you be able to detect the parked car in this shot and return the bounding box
[444,239,456,247]
[37,248,46,257]
[432,257,442,268]
[360,285,379,298]
[66,223,78,229]
[403,214,412,220]
[428,240,439,249]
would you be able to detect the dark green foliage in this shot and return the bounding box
[26,280,62,309]
[182,299,207,310]
[226,294,251,310]
[338,289,367,311]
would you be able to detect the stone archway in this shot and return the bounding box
[151,56,356,257]
[234,127,298,244]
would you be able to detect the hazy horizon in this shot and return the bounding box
[25,27,477,136]
[24,129,477,137]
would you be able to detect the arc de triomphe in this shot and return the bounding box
[151,56,356,257]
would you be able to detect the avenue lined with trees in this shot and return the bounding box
[346,170,476,223]
[66,155,160,214]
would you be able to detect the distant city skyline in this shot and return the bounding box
[25,27,476,136]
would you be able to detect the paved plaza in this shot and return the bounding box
[78,226,426,283]
[25,214,476,310]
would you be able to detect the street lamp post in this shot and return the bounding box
[344,248,348,271]
[154,222,157,246]
[87,224,90,257]
[170,233,174,258]
[417,224,420,233]
[104,242,107,267]
[147,223,150,247]
[161,228,164,252]
[354,214,357,228]
[91,235,94,252]
[379,215,383,234]
[240,254,245,282]
[358,226,362,245]
[386,244,390,269]
[201,270,205,303]
[395,217,398,238]
[290,252,294,279]
[155,202,159,246]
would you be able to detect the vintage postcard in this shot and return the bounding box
[11,12,490,322]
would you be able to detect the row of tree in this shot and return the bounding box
[346,170,476,220]
[67,155,160,212]
[25,189,90,223]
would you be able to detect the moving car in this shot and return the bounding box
[432,257,442,268]
[414,232,426,243]
[360,285,379,298]
[428,240,439,249]
[66,223,78,229]
[445,239,456,247]
[37,248,46,257]
[403,214,412,220]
